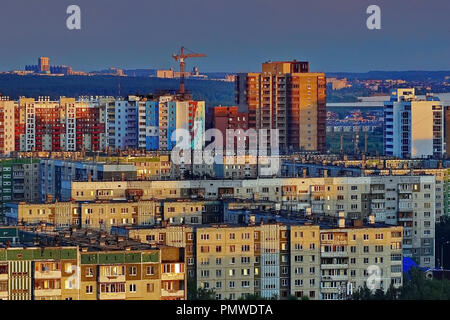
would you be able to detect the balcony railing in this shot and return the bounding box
[321,251,348,258]
[99,275,126,283]
[161,273,184,281]
[99,291,126,300]
[34,288,61,297]
[161,289,184,298]
[34,270,61,280]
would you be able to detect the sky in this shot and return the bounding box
[0,0,449,73]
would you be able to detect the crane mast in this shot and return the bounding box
[172,46,206,98]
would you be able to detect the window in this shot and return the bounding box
[129,284,137,292]
[146,266,155,275]
[86,285,93,294]
[147,283,154,292]
[129,266,137,276]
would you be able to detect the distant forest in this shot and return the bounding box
[0,74,235,108]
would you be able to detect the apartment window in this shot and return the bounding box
[85,267,94,277]
[200,234,210,240]
[200,246,210,253]
[129,284,137,293]
[295,255,303,263]
[86,285,93,294]
[229,281,235,288]
[146,266,155,275]
[147,283,154,292]
[201,270,209,278]
[241,257,251,264]
[241,268,251,276]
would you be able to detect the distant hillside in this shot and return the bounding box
[326,71,450,81]
[0,74,234,107]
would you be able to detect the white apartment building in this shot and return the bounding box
[384,88,445,159]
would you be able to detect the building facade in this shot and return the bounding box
[236,60,326,153]
[384,88,445,159]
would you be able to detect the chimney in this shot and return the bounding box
[248,215,256,225]
[323,170,328,178]
[88,173,92,182]
[81,247,88,252]
[122,173,125,181]
[302,168,307,178]
[338,211,345,228]
[368,214,375,225]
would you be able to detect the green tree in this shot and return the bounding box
[187,278,216,300]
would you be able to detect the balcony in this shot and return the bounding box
[0,290,7,299]
[161,273,184,281]
[99,275,126,283]
[320,286,340,293]
[34,288,61,297]
[99,292,126,300]
[321,251,348,258]
[34,270,61,280]
[161,289,185,298]
[321,264,349,270]
[321,275,348,281]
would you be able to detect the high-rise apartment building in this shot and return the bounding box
[235,60,326,153]
[384,88,445,159]
[212,106,249,151]
[0,158,41,215]
[106,95,205,152]
[38,57,50,73]
[0,99,15,155]
[15,97,106,152]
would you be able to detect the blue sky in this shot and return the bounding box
[0,0,449,73]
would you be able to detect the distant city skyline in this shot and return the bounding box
[0,0,449,73]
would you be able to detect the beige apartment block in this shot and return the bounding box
[289,225,321,300]
[80,201,159,231]
[319,225,403,300]
[196,225,257,300]
[5,202,79,228]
